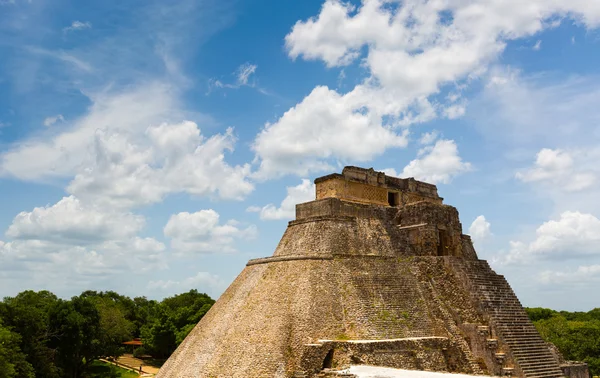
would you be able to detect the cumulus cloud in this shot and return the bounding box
[252,86,409,178]
[516,148,598,192]
[6,196,144,244]
[248,179,315,220]
[68,122,253,208]
[503,211,600,264]
[380,168,399,177]
[401,140,471,184]
[43,114,64,127]
[251,0,600,179]
[0,84,253,208]
[469,216,492,243]
[0,196,167,294]
[164,210,257,254]
[419,131,439,145]
[286,1,600,69]
[0,236,167,294]
[1,83,176,180]
[539,265,600,285]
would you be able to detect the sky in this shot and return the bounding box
[1,0,600,311]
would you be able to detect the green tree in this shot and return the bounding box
[80,294,134,359]
[95,298,134,359]
[48,296,102,378]
[0,291,60,378]
[530,308,600,377]
[141,290,214,358]
[525,307,557,322]
[0,319,34,378]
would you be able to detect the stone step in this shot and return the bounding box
[503,339,547,345]
[522,368,564,375]
[498,325,542,339]
[519,361,563,369]
[505,336,547,341]
[514,354,557,361]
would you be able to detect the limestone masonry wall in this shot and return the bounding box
[298,337,468,375]
[560,363,590,378]
[314,167,442,207]
[157,167,581,378]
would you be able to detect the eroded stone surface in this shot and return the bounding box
[156,167,587,378]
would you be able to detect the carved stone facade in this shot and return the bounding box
[156,167,587,378]
[315,166,442,207]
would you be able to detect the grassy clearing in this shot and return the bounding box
[86,361,139,378]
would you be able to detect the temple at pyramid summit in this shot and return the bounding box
[156,167,589,378]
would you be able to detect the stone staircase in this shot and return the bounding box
[421,277,484,375]
[451,259,564,378]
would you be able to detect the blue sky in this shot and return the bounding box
[1,0,600,311]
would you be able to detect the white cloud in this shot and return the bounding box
[252,86,409,178]
[0,236,167,293]
[443,104,466,119]
[380,168,399,177]
[248,179,315,220]
[469,215,492,243]
[68,122,253,208]
[539,265,600,285]
[286,1,600,69]
[236,63,257,86]
[516,148,598,192]
[148,271,225,296]
[533,40,542,51]
[208,62,259,91]
[254,0,600,179]
[0,195,167,294]
[472,68,600,144]
[43,114,64,127]
[503,211,600,264]
[63,21,92,33]
[419,131,439,145]
[164,210,257,254]
[0,83,175,180]
[26,46,93,72]
[401,140,471,184]
[6,196,144,244]
[0,84,253,208]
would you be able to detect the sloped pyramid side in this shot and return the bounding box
[156,217,489,377]
[156,168,573,378]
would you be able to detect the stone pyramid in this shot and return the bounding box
[156,167,587,378]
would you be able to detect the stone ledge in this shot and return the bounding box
[289,214,358,226]
[248,255,485,266]
[246,255,335,266]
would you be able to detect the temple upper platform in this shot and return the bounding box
[314,166,442,207]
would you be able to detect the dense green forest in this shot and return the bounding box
[0,290,214,378]
[526,307,600,377]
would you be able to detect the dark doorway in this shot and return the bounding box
[437,230,449,256]
[322,349,334,369]
[388,191,399,206]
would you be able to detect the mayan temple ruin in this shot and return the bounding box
[157,167,589,378]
